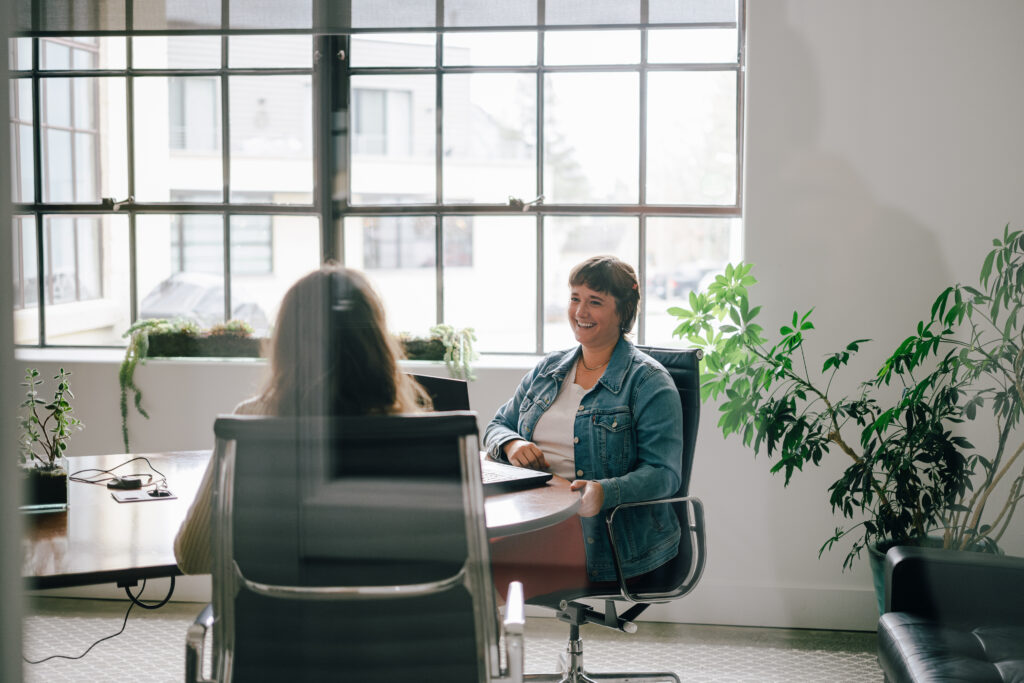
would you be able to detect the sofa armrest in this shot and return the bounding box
[885,546,1024,623]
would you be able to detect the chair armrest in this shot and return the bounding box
[605,496,706,603]
[885,546,1024,623]
[185,603,214,683]
[502,581,525,682]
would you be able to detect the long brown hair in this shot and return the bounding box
[259,264,430,416]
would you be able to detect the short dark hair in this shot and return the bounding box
[568,255,640,335]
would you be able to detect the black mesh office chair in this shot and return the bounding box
[185,411,526,682]
[525,347,707,683]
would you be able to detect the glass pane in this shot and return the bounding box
[546,0,639,25]
[544,73,638,204]
[443,216,535,353]
[350,33,436,68]
[10,38,32,70]
[230,214,320,337]
[74,133,96,199]
[442,32,537,66]
[444,0,536,26]
[41,214,131,346]
[649,0,737,24]
[229,75,313,204]
[350,75,435,205]
[14,78,33,121]
[649,28,738,64]
[443,73,536,204]
[352,2,436,30]
[229,35,312,68]
[42,77,127,203]
[12,216,40,345]
[134,0,223,30]
[43,78,71,127]
[134,77,223,202]
[136,214,226,329]
[645,217,741,346]
[44,129,73,202]
[544,30,640,66]
[342,215,436,335]
[40,37,126,70]
[14,123,35,203]
[647,70,737,205]
[543,216,638,351]
[229,0,312,30]
[133,36,221,69]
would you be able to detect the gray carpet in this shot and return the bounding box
[23,597,882,682]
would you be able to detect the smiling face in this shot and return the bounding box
[568,283,622,350]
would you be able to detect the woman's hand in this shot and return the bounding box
[570,480,604,517]
[504,439,549,470]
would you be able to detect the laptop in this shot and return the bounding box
[409,373,553,493]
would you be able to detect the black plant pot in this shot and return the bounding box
[22,467,68,513]
[147,331,200,357]
[198,335,263,358]
[402,339,446,361]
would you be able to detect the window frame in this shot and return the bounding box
[10,1,745,352]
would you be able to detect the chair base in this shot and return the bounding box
[523,635,680,683]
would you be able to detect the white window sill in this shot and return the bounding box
[14,346,541,372]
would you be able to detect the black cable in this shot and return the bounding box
[126,576,176,609]
[23,577,176,663]
[23,598,135,664]
[70,456,169,491]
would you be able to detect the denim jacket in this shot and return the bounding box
[484,337,683,582]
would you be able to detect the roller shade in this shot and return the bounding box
[15,0,737,33]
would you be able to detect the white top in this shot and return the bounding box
[532,362,587,480]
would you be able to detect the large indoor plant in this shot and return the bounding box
[18,367,83,512]
[669,228,1023,592]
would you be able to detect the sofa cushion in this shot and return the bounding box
[879,612,1024,683]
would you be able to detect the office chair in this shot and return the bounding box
[185,411,526,682]
[525,347,707,683]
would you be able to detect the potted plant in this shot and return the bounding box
[118,318,265,451]
[399,324,478,380]
[198,319,262,358]
[18,367,83,512]
[669,227,1024,610]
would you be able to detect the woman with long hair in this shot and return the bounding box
[174,264,428,574]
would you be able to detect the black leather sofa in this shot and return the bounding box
[877,546,1024,683]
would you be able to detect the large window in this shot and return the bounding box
[10,0,743,352]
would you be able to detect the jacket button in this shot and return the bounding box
[573,436,579,444]
[576,469,584,477]
[612,421,617,428]
[587,537,595,544]
[577,405,584,411]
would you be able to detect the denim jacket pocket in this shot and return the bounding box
[592,410,633,469]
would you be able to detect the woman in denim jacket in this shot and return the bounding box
[486,256,683,595]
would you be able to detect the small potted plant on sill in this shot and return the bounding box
[199,319,262,358]
[669,227,1024,612]
[18,367,83,513]
[399,324,478,380]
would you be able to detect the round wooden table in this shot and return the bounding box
[484,473,581,538]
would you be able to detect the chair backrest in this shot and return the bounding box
[636,346,702,498]
[208,411,499,682]
[614,346,704,601]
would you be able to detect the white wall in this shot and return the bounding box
[15,1,1024,632]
